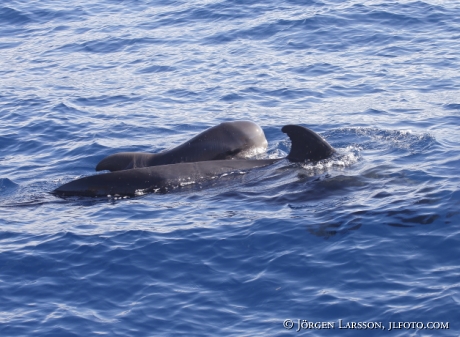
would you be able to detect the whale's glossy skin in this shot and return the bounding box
[55,159,279,197]
[54,125,335,197]
[96,120,268,172]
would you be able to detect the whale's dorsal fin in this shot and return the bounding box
[282,125,335,162]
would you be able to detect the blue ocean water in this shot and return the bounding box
[1,0,460,335]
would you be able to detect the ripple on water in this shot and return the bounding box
[1,0,460,336]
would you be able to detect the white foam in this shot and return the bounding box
[134,189,147,196]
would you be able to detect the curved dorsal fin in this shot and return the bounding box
[281,125,335,162]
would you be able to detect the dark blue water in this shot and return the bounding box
[1,0,460,336]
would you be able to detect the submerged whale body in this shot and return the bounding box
[53,125,335,197]
[96,120,268,172]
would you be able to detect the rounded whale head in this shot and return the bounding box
[96,120,268,172]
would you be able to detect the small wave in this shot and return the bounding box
[73,95,140,107]
[300,145,361,173]
[443,103,460,111]
[137,64,176,74]
[55,37,161,55]
[329,127,436,154]
[0,178,18,192]
[0,7,32,25]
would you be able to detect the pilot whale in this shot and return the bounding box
[96,120,268,172]
[53,125,335,197]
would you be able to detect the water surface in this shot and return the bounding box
[1,0,460,336]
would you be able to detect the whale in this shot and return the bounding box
[53,125,335,197]
[96,120,268,172]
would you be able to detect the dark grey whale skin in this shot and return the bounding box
[96,120,268,172]
[55,159,279,197]
[53,125,335,197]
